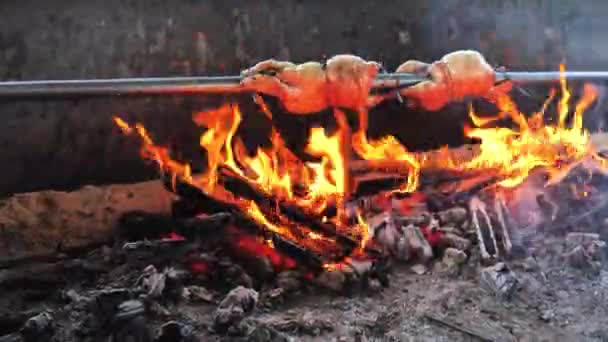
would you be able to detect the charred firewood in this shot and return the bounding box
[349,159,498,198]
[118,211,175,241]
[352,174,406,198]
[121,238,202,269]
[469,196,499,263]
[175,212,234,239]
[493,193,528,258]
[493,194,513,256]
[168,168,381,261]
[165,176,325,271]
[217,167,364,251]
[348,142,481,177]
[349,160,412,176]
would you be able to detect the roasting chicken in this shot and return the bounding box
[240,55,381,114]
[241,50,510,113]
[396,50,512,110]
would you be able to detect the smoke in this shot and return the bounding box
[421,0,605,70]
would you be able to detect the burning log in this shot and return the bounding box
[168,167,381,260]
[164,175,327,271]
[0,180,173,259]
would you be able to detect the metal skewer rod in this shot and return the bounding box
[496,71,608,84]
[0,71,607,99]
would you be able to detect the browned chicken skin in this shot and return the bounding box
[241,55,380,113]
[396,50,512,110]
[241,50,510,113]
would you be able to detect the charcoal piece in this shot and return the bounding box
[313,270,347,292]
[395,213,431,227]
[373,214,433,263]
[220,262,254,289]
[480,263,518,299]
[122,238,188,253]
[20,311,54,342]
[136,265,189,299]
[353,175,407,198]
[85,288,136,332]
[176,212,233,239]
[261,273,302,307]
[439,233,471,251]
[113,300,145,322]
[425,191,453,212]
[469,197,499,262]
[371,214,407,260]
[493,194,519,257]
[118,210,174,241]
[137,265,167,298]
[213,286,259,332]
[120,239,201,268]
[275,271,302,293]
[183,285,216,304]
[155,321,194,342]
[436,207,468,226]
[440,248,467,273]
[402,224,433,263]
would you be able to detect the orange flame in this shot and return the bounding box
[113,63,607,266]
[352,132,420,193]
[462,66,603,187]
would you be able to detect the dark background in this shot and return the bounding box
[0,0,606,196]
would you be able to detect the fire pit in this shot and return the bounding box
[1,64,608,341]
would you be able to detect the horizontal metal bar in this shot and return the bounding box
[496,71,608,84]
[0,71,606,99]
[0,73,424,99]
